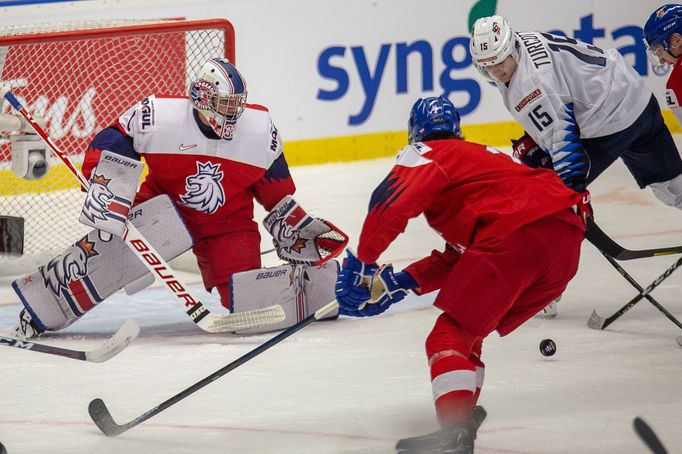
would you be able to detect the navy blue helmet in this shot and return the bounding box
[408,96,462,144]
[644,5,682,63]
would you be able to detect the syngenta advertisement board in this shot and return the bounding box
[232,0,672,162]
[0,0,672,163]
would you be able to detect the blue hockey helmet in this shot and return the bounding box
[644,5,682,65]
[407,96,462,144]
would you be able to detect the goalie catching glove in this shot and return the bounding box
[335,249,417,317]
[264,195,348,266]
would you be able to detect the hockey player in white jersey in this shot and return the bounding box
[12,58,347,339]
[471,15,682,318]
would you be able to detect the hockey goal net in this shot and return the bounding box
[0,18,234,275]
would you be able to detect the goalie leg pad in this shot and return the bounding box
[79,150,144,238]
[230,260,340,334]
[12,195,192,332]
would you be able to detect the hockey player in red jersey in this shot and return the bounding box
[335,96,587,453]
[645,5,682,128]
[12,58,346,338]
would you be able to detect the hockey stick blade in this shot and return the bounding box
[586,309,607,330]
[89,398,136,437]
[0,319,139,362]
[85,319,140,362]
[199,304,286,333]
[586,219,682,260]
[633,417,669,454]
[89,300,339,437]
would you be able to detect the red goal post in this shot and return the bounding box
[0,18,234,275]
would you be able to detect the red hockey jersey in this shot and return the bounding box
[664,58,682,126]
[82,95,296,241]
[357,140,584,293]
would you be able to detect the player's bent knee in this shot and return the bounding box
[650,173,682,209]
[426,313,480,359]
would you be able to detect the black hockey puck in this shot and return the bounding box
[539,339,556,357]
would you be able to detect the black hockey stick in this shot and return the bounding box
[88,301,339,437]
[633,417,668,454]
[587,252,682,330]
[0,319,139,362]
[585,218,682,261]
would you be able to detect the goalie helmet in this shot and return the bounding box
[190,58,248,140]
[408,96,462,144]
[470,15,516,68]
[644,4,682,66]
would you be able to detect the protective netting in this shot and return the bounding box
[0,19,233,274]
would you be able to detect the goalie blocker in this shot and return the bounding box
[12,195,193,333]
[79,150,144,238]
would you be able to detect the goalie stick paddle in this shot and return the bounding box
[0,87,285,334]
[0,319,139,362]
[585,218,682,261]
[88,300,339,437]
[633,417,669,454]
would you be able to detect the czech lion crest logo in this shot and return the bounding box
[180,161,226,214]
[82,173,113,224]
[41,236,99,296]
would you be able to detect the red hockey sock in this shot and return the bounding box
[471,338,485,406]
[429,350,476,427]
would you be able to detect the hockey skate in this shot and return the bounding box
[535,296,560,319]
[11,308,43,340]
[396,406,487,454]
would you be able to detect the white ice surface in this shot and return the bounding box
[1,151,682,454]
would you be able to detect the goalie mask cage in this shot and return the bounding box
[0,18,234,275]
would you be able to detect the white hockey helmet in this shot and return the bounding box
[470,15,516,68]
[190,58,247,140]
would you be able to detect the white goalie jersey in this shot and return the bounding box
[495,32,652,156]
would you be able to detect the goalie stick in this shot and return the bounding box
[633,417,669,454]
[0,319,139,363]
[587,251,682,331]
[1,87,285,333]
[88,300,339,437]
[585,218,682,261]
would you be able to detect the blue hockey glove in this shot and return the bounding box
[369,264,414,306]
[335,249,377,309]
[340,264,417,317]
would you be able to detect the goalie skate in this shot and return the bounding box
[11,308,44,340]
